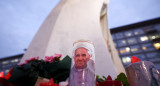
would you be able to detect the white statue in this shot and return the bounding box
[20,0,125,78]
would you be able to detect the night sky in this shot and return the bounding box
[0,0,160,58]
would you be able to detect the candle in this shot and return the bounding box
[0,72,4,78]
[98,75,122,86]
[126,56,160,86]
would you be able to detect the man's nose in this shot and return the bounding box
[78,55,83,60]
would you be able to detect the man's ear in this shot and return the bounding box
[87,55,91,61]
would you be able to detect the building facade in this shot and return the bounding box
[0,54,23,75]
[111,17,160,71]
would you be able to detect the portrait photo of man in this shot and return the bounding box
[69,40,95,86]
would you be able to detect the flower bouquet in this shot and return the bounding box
[96,73,129,86]
[7,54,71,86]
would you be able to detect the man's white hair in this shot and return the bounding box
[72,39,95,61]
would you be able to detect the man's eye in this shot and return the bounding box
[76,54,80,57]
[82,54,86,57]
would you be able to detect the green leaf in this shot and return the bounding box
[115,73,130,86]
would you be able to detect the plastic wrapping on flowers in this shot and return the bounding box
[7,54,71,86]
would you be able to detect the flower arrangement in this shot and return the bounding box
[6,54,71,86]
[0,53,130,86]
[96,73,129,86]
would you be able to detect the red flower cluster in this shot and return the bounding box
[18,53,62,65]
[45,53,62,63]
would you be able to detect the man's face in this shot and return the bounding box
[74,48,91,69]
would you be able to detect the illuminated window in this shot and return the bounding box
[124,31,133,37]
[142,47,147,50]
[117,39,127,47]
[134,29,144,35]
[11,59,19,63]
[131,48,138,52]
[149,34,160,40]
[2,61,9,64]
[126,47,130,52]
[153,43,160,50]
[141,43,155,51]
[140,36,148,42]
[127,38,137,45]
[122,56,131,63]
[119,47,130,55]
[130,45,141,53]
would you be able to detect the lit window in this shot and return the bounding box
[11,59,19,63]
[153,43,160,50]
[140,36,148,42]
[119,47,130,55]
[122,40,126,43]
[126,47,130,52]
[134,29,144,35]
[2,61,9,64]
[130,45,141,53]
[149,34,160,40]
[142,47,147,50]
[117,39,127,47]
[152,36,156,39]
[134,32,138,35]
[131,48,138,52]
[124,31,133,37]
[127,38,137,45]
[141,43,155,51]
[122,56,131,63]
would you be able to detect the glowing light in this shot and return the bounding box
[122,57,131,63]
[126,57,131,62]
[142,47,147,50]
[131,48,138,52]
[127,33,132,36]
[122,58,127,63]
[140,36,148,41]
[0,72,4,78]
[153,43,160,50]
[122,40,126,43]
[126,47,130,52]
[134,32,138,35]
[2,61,9,64]
[151,36,156,39]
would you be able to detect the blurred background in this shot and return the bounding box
[0,0,160,75]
